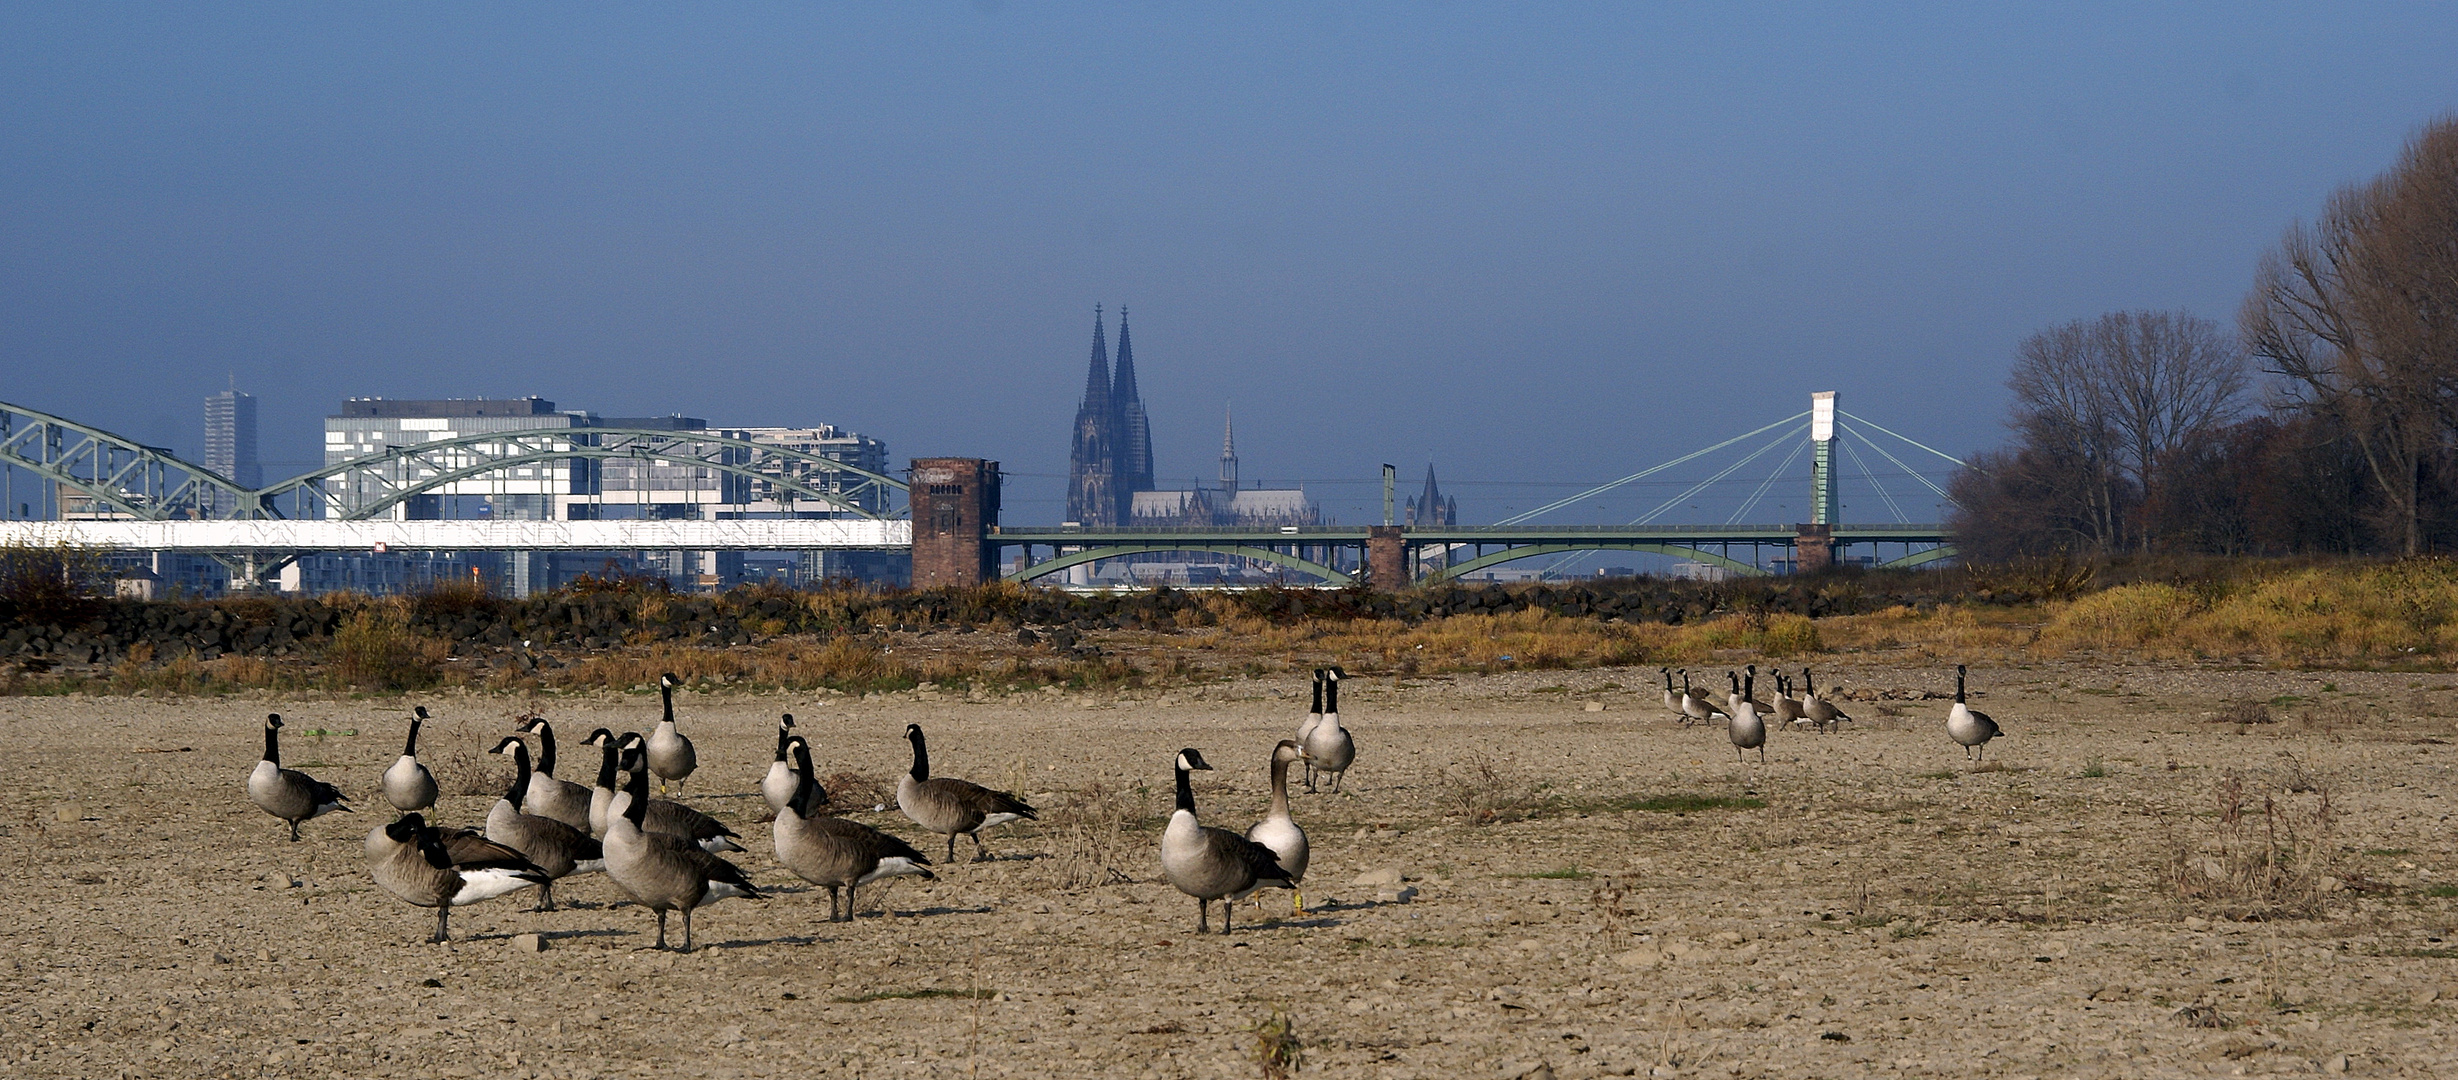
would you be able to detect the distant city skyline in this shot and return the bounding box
[5,7,2454,527]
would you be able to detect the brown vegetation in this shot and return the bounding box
[1958,114,2458,560]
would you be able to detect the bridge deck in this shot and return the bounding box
[995,524,1946,544]
[0,519,909,552]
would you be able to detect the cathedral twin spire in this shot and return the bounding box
[1066,306,1155,526]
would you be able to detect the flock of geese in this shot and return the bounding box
[246,661,1995,945]
[1661,662,2003,764]
[246,668,1364,944]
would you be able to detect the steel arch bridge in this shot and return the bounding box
[1000,538,1357,585]
[0,400,908,522]
[0,401,253,520]
[992,523,1951,584]
[264,427,907,521]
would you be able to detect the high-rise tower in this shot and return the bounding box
[204,386,260,516]
[1065,307,1121,526]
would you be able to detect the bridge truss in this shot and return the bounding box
[2,400,908,523]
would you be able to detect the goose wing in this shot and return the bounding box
[834,818,932,865]
[423,827,541,873]
[645,799,743,845]
[921,777,1039,820]
[284,769,350,808]
[680,845,763,898]
[1203,825,1292,883]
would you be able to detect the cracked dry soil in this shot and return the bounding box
[5,662,2458,1077]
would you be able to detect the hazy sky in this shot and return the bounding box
[4,4,2454,525]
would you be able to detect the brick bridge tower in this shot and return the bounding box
[911,458,1000,587]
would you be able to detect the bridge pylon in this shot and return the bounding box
[1795,391,1841,572]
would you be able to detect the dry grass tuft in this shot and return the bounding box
[1436,754,1549,826]
[1039,781,1142,889]
[2211,699,2275,726]
[327,603,450,690]
[1245,1009,1303,1080]
[413,707,516,797]
[814,770,893,813]
[2169,769,2338,919]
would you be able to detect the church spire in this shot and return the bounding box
[1081,305,1111,407]
[1066,305,1121,526]
[1407,462,1457,527]
[1112,306,1154,500]
[1218,404,1240,495]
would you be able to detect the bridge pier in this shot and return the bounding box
[910,457,1000,588]
[1792,524,1835,574]
[1367,526,1407,590]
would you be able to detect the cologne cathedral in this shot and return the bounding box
[1064,306,1151,526]
[1064,307,1316,529]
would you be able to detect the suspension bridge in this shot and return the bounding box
[0,392,1958,592]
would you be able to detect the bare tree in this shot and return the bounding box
[2008,321,2127,552]
[2005,311,2245,552]
[2243,115,2458,554]
[2090,311,2248,539]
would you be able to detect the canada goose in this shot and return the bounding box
[484,737,606,912]
[248,714,351,841]
[760,713,800,817]
[1301,667,1356,793]
[1679,671,1730,726]
[897,723,1037,863]
[582,727,623,837]
[603,761,761,951]
[1771,673,1810,731]
[366,812,548,943]
[1160,748,1293,935]
[1295,670,1326,788]
[774,736,934,922]
[602,732,745,852]
[1947,664,2002,762]
[1661,668,1685,721]
[1727,671,1767,765]
[1727,667,1771,715]
[380,707,439,813]
[512,716,594,833]
[1802,669,1852,732]
[647,672,698,795]
[1246,740,1311,914]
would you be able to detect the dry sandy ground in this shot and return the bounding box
[5,661,2458,1079]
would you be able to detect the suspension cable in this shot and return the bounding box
[1728,435,1809,525]
[1835,421,1957,505]
[1494,411,1809,525]
[1632,422,1808,525]
[1835,432,1906,522]
[1836,409,1966,468]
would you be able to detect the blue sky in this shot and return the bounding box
[4,4,2453,524]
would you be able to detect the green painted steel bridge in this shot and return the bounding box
[992,522,1950,585]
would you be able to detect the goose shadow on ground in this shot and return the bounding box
[706,934,825,949]
[462,927,631,943]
